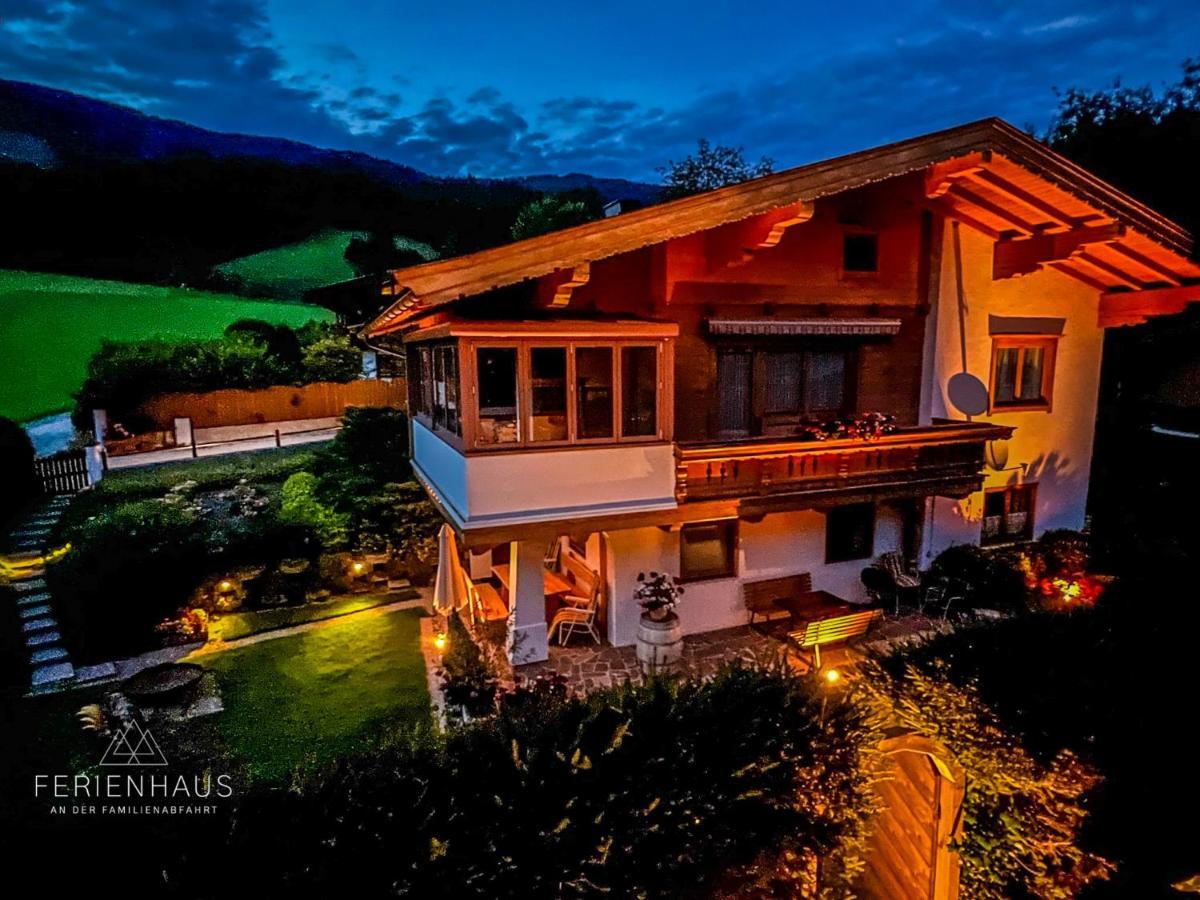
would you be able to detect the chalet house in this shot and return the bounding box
[363,118,1200,665]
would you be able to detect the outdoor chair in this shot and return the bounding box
[548,594,600,646]
[878,551,922,614]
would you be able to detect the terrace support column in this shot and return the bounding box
[507,540,549,665]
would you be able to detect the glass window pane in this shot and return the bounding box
[994,347,1019,402]
[476,347,519,444]
[826,503,875,563]
[530,347,568,441]
[1018,347,1045,401]
[575,347,614,439]
[843,233,878,272]
[717,352,752,435]
[439,345,460,435]
[804,350,846,413]
[621,346,658,437]
[681,520,735,580]
[763,352,802,414]
[420,347,434,417]
[432,347,446,429]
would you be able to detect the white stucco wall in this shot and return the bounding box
[602,504,906,647]
[412,419,678,529]
[919,221,1106,562]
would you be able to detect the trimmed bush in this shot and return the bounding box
[185,664,873,899]
[0,416,38,527]
[927,543,1028,612]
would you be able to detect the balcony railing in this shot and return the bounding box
[674,420,1014,503]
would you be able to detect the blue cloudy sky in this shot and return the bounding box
[1,1,1196,180]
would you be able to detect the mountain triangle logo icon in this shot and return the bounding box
[99,720,168,766]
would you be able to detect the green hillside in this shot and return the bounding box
[0,270,332,423]
[213,230,435,299]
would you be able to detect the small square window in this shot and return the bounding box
[990,338,1056,411]
[843,233,878,273]
[982,484,1036,545]
[826,504,875,563]
[680,520,737,581]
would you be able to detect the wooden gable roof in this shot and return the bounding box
[365,117,1198,336]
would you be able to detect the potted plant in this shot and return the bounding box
[634,571,685,673]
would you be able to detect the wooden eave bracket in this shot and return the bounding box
[549,261,591,308]
[727,200,816,268]
[992,223,1124,280]
[1098,283,1200,328]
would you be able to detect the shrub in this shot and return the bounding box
[857,659,1113,899]
[185,663,873,899]
[438,611,499,721]
[280,472,349,547]
[0,416,38,527]
[311,406,411,488]
[926,543,1028,612]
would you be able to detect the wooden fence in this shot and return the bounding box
[34,449,92,494]
[136,379,407,429]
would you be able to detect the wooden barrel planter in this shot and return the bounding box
[636,612,683,674]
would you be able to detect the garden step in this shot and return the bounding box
[31,662,75,687]
[10,579,48,593]
[26,630,62,646]
[75,663,117,683]
[18,604,53,619]
[30,646,69,664]
[16,592,52,606]
[4,550,43,560]
[21,617,57,634]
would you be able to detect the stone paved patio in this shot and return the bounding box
[495,613,950,694]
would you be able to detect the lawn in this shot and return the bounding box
[196,606,431,780]
[216,230,436,301]
[213,229,435,300]
[0,270,332,423]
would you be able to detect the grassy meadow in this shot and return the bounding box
[0,270,332,422]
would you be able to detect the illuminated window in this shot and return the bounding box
[575,346,614,439]
[530,347,568,441]
[826,503,875,563]
[477,347,519,444]
[843,232,878,273]
[990,337,1056,410]
[982,484,1035,545]
[680,520,737,581]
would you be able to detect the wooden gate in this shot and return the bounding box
[34,449,91,494]
[859,734,966,900]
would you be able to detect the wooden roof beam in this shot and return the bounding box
[966,167,1081,229]
[992,223,1124,279]
[1106,242,1185,285]
[1098,283,1200,327]
[1046,260,1112,292]
[926,198,1002,240]
[925,152,990,198]
[710,201,816,269]
[946,182,1044,234]
[1072,251,1147,290]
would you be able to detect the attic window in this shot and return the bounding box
[843,233,878,273]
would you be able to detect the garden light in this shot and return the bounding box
[434,631,447,651]
[218,579,233,592]
[824,668,841,685]
[352,561,366,575]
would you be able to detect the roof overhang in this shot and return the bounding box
[363,117,1199,337]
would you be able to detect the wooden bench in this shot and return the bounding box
[787,609,881,670]
[743,573,812,628]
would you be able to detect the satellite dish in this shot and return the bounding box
[985,440,1010,471]
[947,372,989,417]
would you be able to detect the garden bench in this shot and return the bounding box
[743,573,812,629]
[786,608,881,670]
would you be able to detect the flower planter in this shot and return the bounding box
[636,611,682,674]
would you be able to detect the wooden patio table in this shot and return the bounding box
[491,564,574,601]
[773,590,852,626]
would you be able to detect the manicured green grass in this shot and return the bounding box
[213,229,435,300]
[0,270,332,423]
[198,607,431,780]
[211,592,412,642]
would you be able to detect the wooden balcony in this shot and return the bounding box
[674,421,1014,504]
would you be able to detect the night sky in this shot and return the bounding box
[2,1,1196,181]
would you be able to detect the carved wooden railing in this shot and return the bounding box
[674,421,1014,503]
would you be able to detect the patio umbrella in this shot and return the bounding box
[432,523,467,616]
